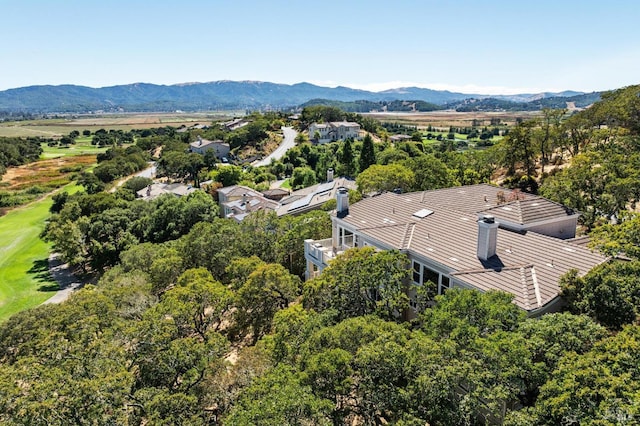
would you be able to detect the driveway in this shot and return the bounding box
[252,126,297,167]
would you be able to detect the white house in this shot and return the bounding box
[189,137,230,158]
[309,121,361,143]
[304,184,608,317]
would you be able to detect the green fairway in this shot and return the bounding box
[40,136,109,158]
[0,184,81,322]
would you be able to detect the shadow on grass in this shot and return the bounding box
[28,258,59,293]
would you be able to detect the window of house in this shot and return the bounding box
[424,268,439,288]
[339,227,354,249]
[439,275,451,295]
[412,261,422,284]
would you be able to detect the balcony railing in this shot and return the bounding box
[305,238,340,266]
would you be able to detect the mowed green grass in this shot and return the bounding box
[0,184,82,322]
[40,136,108,158]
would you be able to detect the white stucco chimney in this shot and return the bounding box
[327,168,334,182]
[477,215,499,260]
[336,187,349,217]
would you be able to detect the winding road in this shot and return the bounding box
[252,126,298,167]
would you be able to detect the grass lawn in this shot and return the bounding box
[40,136,108,158]
[280,178,292,189]
[0,183,81,322]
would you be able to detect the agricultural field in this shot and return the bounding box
[0,183,81,322]
[365,110,542,129]
[0,112,240,138]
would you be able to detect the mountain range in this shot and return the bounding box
[0,80,600,114]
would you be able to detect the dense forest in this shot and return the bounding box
[1,86,640,424]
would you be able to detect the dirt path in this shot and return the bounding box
[42,253,85,304]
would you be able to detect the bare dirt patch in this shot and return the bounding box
[1,155,95,191]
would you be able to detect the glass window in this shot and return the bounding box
[424,268,439,286]
[439,276,451,295]
[412,261,422,284]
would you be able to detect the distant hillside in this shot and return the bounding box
[300,99,442,113]
[0,80,599,114]
[446,92,601,112]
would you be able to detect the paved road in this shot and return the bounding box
[252,126,298,167]
[136,162,157,179]
[110,162,157,192]
[43,253,84,304]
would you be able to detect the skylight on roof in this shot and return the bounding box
[413,208,434,218]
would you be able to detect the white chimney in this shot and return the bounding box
[242,193,248,205]
[336,187,349,217]
[327,168,334,182]
[477,215,499,260]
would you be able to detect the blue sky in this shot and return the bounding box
[1,0,638,94]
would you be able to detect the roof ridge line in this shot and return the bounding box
[402,223,416,250]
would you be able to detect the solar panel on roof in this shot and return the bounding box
[288,194,313,211]
[315,181,335,194]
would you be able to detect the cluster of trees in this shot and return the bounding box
[381,122,418,134]
[81,145,149,191]
[301,99,442,113]
[535,86,640,228]
[43,187,331,277]
[0,136,43,176]
[42,190,220,271]
[1,236,637,424]
[91,128,136,146]
[263,131,493,193]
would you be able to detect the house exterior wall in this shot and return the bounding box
[526,216,578,239]
[190,142,230,157]
[309,122,361,143]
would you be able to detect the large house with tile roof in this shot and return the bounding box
[304,184,608,316]
[309,121,361,143]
